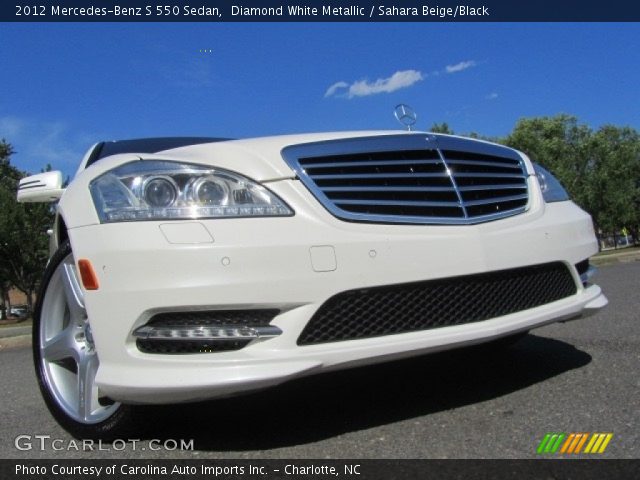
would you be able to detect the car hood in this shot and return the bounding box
[141,131,421,182]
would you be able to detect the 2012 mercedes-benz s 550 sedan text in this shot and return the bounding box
[17,131,607,438]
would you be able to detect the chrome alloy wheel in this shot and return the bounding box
[38,252,120,424]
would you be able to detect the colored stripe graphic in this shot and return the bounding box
[598,433,613,453]
[536,434,552,454]
[537,433,613,454]
[560,433,575,453]
[585,433,614,454]
[537,433,565,454]
[574,433,589,453]
[584,433,599,453]
[567,433,584,454]
[551,434,565,453]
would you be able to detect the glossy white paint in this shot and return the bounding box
[47,131,606,404]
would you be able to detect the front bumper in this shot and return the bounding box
[67,182,607,404]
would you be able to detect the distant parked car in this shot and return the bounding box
[9,305,29,318]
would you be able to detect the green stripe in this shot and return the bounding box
[544,434,559,453]
[550,433,566,453]
[537,434,552,454]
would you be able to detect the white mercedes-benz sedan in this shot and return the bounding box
[18,131,607,438]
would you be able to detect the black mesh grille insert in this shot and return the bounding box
[137,339,251,354]
[144,309,279,327]
[297,263,577,345]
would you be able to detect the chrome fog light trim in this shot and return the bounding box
[133,325,282,342]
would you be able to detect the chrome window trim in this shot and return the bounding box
[281,134,530,225]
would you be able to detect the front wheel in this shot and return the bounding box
[33,241,134,439]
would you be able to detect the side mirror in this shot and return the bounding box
[16,171,65,203]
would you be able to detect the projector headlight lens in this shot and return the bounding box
[188,176,229,206]
[142,176,178,208]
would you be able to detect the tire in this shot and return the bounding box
[33,240,135,439]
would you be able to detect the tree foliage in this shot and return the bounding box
[430,122,454,134]
[0,140,53,312]
[503,115,640,234]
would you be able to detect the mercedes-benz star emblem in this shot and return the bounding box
[394,104,417,131]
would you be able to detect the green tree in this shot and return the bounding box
[0,140,53,313]
[0,139,17,317]
[503,115,640,237]
[430,122,454,134]
[1,140,20,188]
[586,125,640,235]
[504,114,593,210]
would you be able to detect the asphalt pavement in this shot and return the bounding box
[0,324,30,339]
[0,261,638,459]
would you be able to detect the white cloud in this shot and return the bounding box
[326,61,479,100]
[445,60,477,74]
[325,70,424,99]
[324,81,349,98]
[486,92,499,100]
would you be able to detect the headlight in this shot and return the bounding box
[532,162,570,203]
[90,160,294,223]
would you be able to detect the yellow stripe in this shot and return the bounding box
[598,434,613,453]
[591,434,606,453]
[584,433,599,453]
[574,433,589,454]
[560,434,576,454]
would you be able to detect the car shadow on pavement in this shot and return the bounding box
[138,334,591,451]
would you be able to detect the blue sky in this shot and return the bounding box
[1,22,638,176]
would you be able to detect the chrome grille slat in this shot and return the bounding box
[281,134,530,225]
[335,199,461,207]
[446,159,523,170]
[458,184,526,191]
[309,173,450,180]
[302,159,443,169]
[463,194,529,207]
[322,186,457,192]
[451,172,527,179]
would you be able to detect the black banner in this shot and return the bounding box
[4,0,640,22]
[3,460,640,480]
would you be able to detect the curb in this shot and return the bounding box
[592,249,640,266]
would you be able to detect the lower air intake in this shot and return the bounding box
[297,262,576,345]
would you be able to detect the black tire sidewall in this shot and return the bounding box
[33,240,134,440]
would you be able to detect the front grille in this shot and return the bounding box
[282,134,529,225]
[297,262,577,345]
